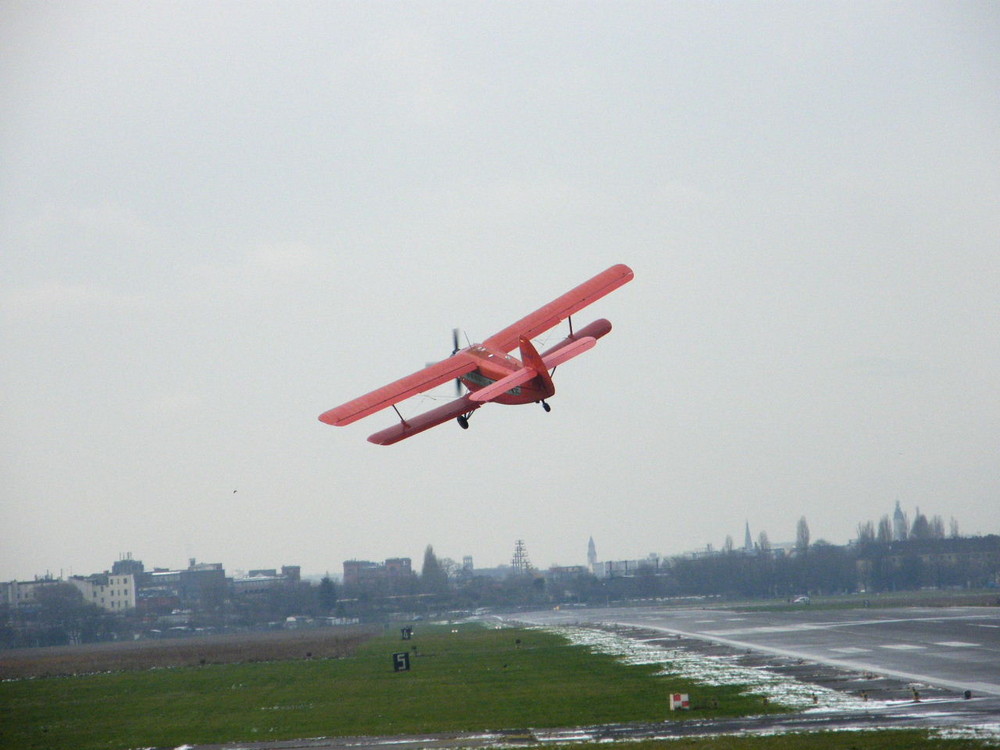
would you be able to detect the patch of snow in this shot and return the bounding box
[934,724,1000,746]
[542,625,890,711]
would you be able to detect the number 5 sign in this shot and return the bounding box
[392,651,411,672]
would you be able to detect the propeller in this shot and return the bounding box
[433,329,466,396]
[427,328,471,396]
[451,328,464,395]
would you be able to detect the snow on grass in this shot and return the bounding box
[543,625,888,711]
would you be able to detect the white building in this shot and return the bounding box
[1,577,63,607]
[68,573,136,612]
[3,574,136,612]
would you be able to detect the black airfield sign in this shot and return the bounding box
[392,651,411,672]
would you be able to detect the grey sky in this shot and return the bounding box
[2,2,998,581]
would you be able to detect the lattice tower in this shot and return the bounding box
[511,539,532,574]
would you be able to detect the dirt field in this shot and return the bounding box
[0,625,379,679]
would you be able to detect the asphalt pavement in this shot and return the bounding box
[511,604,1000,698]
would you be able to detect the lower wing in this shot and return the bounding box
[319,355,477,427]
[367,395,480,445]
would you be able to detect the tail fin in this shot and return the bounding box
[518,336,555,399]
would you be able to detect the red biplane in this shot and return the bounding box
[318,263,634,445]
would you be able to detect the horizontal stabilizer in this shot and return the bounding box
[540,335,596,369]
[540,318,612,359]
[468,367,539,404]
[367,395,480,445]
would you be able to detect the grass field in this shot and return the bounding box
[0,623,990,750]
[2,623,765,750]
[0,626,378,679]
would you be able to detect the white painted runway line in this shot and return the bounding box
[828,647,871,654]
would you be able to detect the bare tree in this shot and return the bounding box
[857,520,875,545]
[318,576,338,612]
[930,515,946,539]
[796,516,810,554]
[421,545,448,593]
[877,515,892,545]
[911,509,931,539]
[757,531,771,553]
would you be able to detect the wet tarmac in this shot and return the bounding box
[513,604,1000,699]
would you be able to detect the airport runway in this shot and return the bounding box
[509,604,1000,698]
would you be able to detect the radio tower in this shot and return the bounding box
[511,539,532,575]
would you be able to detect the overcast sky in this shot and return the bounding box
[2,2,998,582]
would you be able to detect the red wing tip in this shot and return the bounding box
[606,263,634,282]
[318,410,347,426]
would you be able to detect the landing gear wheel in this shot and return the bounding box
[541,401,551,413]
[457,415,470,430]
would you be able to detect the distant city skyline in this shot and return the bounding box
[4,499,976,583]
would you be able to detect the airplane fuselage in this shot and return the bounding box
[458,345,552,405]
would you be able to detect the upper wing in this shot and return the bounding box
[318,355,477,427]
[482,263,633,353]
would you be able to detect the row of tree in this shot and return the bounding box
[345,537,999,613]
[857,511,958,546]
[726,511,960,559]
[5,533,997,650]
